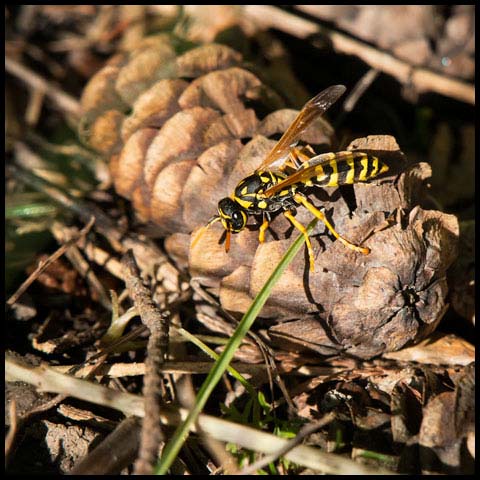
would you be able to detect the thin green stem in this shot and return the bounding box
[155,219,318,474]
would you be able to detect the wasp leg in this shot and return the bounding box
[293,193,370,255]
[279,146,316,172]
[283,210,316,272]
[289,145,316,169]
[279,157,298,172]
[258,216,270,243]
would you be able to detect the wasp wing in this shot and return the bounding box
[255,85,346,173]
[262,152,346,197]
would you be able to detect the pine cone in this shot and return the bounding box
[79,36,459,359]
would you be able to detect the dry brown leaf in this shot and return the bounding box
[383,332,474,366]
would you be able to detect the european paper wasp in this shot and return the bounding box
[192,85,390,271]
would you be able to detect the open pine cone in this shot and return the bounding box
[79,35,459,359]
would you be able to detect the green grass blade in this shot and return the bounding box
[174,326,254,393]
[6,203,58,219]
[155,218,318,474]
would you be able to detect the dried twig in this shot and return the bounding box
[81,241,124,279]
[25,88,45,126]
[57,403,117,429]
[342,69,380,113]
[122,250,170,475]
[5,400,18,464]
[50,221,112,310]
[5,56,82,117]
[6,356,398,475]
[6,216,95,309]
[242,5,475,104]
[69,416,142,475]
[53,360,266,382]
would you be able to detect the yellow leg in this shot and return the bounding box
[289,146,315,168]
[283,210,316,272]
[293,194,370,255]
[258,217,270,243]
[281,147,315,172]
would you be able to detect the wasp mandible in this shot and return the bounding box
[192,85,389,271]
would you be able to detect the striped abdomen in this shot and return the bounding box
[301,151,389,188]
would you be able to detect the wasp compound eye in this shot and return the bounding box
[230,210,246,232]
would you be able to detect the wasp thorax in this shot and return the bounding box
[217,197,247,233]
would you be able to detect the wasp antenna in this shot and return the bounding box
[206,215,221,227]
[191,216,220,249]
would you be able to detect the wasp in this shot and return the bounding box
[192,85,389,271]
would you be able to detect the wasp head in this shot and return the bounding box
[191,198,247,253]
[217,197,247,233]
[215,198,246,252]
